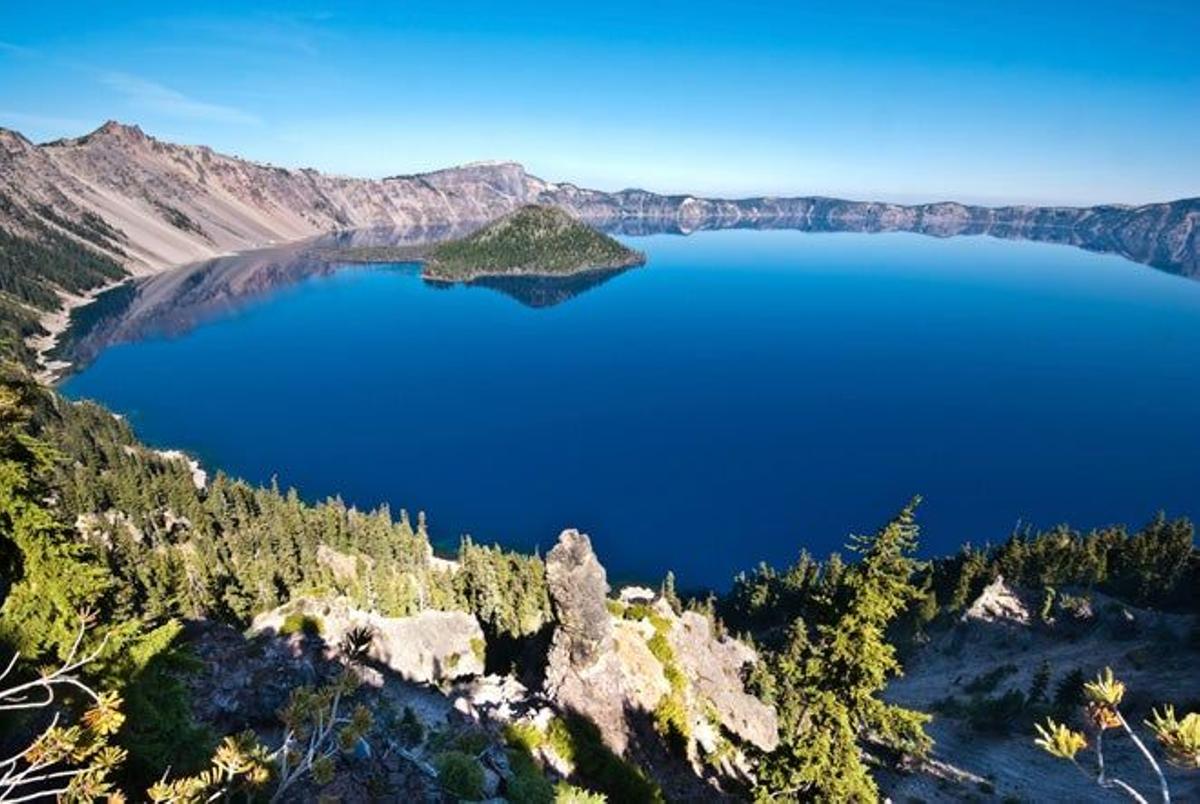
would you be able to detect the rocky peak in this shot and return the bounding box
[545,528,612,668]
[0,127,33,157]
[81,120,150,147]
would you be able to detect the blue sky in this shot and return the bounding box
[1,1,1196,205]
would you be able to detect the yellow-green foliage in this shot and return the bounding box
[279,612,323,637]
[1146,706,1200,769]
[470,637,486,664]
[503,724,554,804]
[1035,669,1193,801]
[504,721,547,754]
[4,689,128,801]
[1034,718,1088,760]
[555,782,608,803]
[547,715,662,804]
[545,717,576,766]
[148,731,272,802]
[646,631,672,665]
[640,610,691,747]
[622,602,671,634]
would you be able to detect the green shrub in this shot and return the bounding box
[653,693,691,753]
[963,663,1017,695]
[506,745,555,804]
[623,603,654,622]
[279,613,323,637]
[1027,661,1052,706]
[470,637,486,664]
[643,611,691,750]
[646,632,672,665]
[434,750,486,800]
[622,604,671,634]
[966,690,1027,734]
[453,727,491,755]
[1053,668,1087,716]
[398,706,424,747]
[504,721,546,753]
[553,714,663,804]
[544,717,576,765]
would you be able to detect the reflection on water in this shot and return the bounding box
[440,267,634,308]
[54,223,477,372]
[55,212,1199,376]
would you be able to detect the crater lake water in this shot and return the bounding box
[59,230,1200,588]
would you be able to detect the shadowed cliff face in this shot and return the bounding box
[1,121,1196,281]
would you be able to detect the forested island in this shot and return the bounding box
[421,205,645,282]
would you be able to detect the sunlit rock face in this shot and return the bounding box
[541,528,778,784]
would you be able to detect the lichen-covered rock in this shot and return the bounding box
[251,597,485,682]
[667,610,779,752]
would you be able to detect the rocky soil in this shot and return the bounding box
[882,577,1200,802]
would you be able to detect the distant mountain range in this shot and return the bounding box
[1,120,1197,283]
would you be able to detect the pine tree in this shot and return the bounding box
[753,500,932,801]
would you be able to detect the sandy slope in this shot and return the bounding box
[883,582,1200,802]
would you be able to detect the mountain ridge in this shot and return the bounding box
[2,120,1195,279]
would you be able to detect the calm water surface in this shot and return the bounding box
[61,230,1200,587]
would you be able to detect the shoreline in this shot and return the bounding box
[31,278,134,385]
[422,252,647,284]
[29,242,303,385]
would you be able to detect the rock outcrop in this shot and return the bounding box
[545,528,612,669]
[250,597,485,683]
[542,529,652,753]
[962,575,1032,626]
[541,528,777,781]
[668,611,778,753]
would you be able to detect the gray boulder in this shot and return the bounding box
[251,597,485,683]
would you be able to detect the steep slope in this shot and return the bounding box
[882,578,1200,802]
[1,121,538,273]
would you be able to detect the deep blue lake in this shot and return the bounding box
[60,230,1200,588]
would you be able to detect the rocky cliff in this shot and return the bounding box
[2,121,1196,282]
